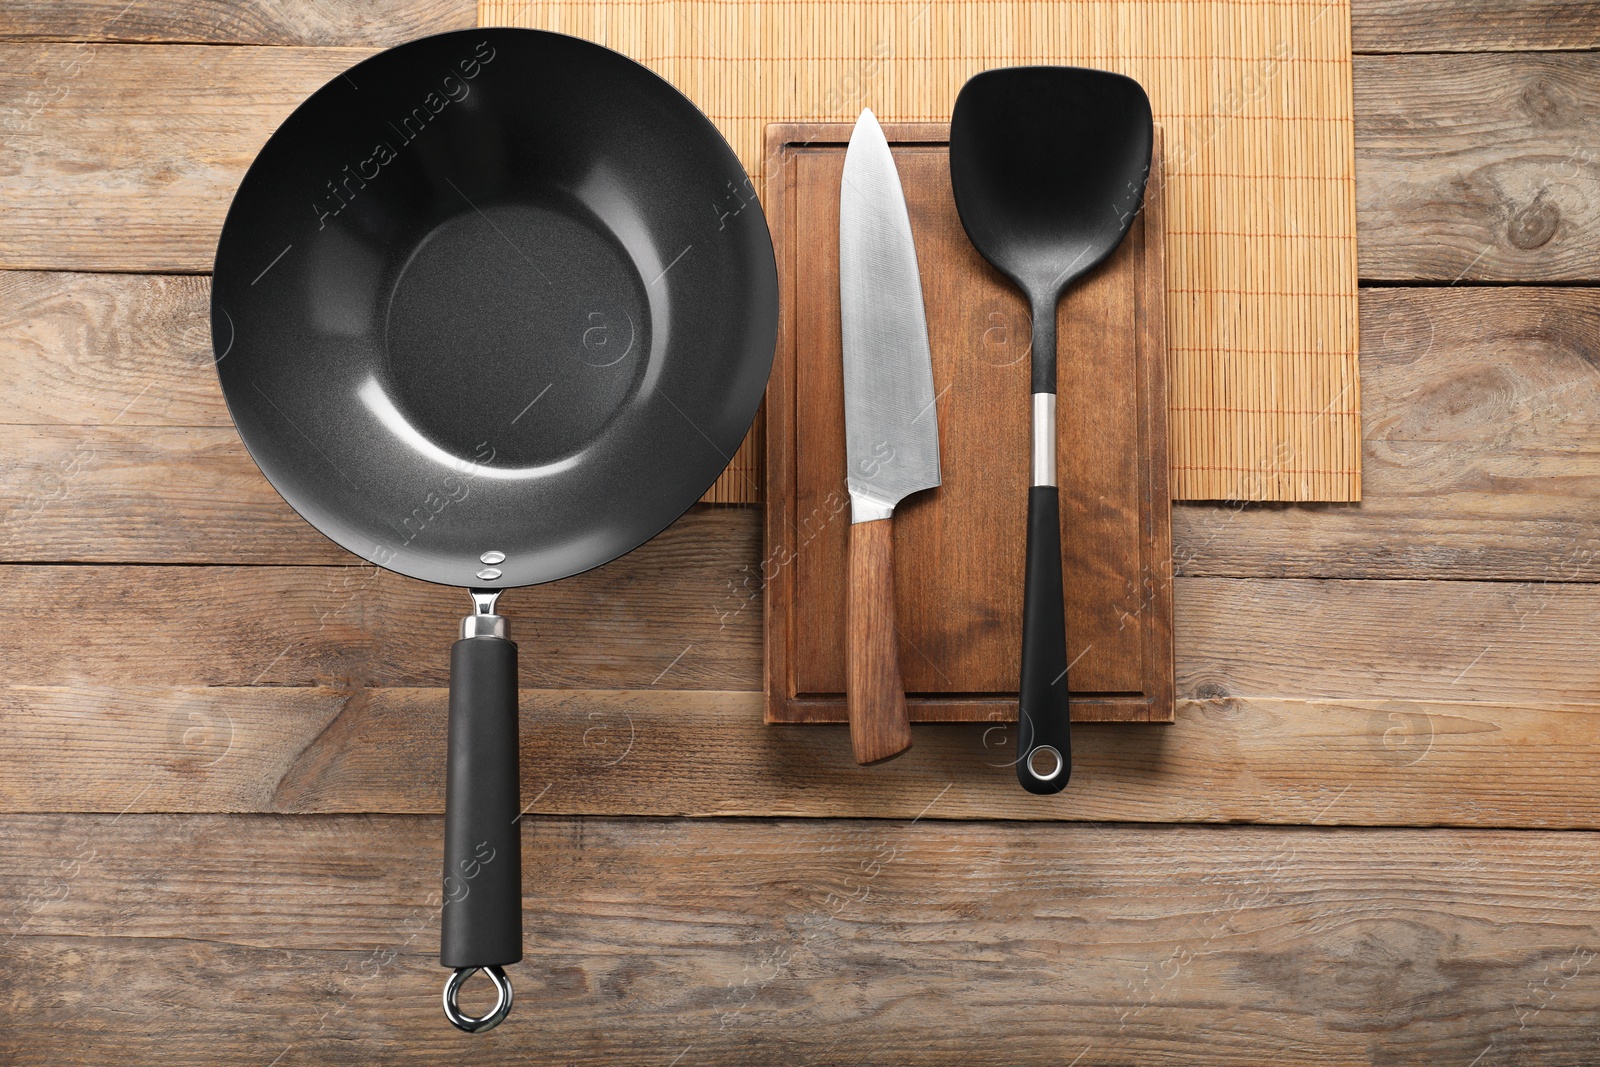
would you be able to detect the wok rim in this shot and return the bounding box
[210,27,777,590]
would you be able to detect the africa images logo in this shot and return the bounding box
[313,39,499,230]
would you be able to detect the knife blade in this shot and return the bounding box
[839,107,941,765]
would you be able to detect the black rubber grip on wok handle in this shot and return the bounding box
[1018,485,1072,795]
[441,635,523,969]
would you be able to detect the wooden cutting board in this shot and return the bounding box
[763,121,1173,726]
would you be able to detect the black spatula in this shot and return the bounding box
[949,66,1153,795]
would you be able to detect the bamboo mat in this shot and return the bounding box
[479,0,1361,502]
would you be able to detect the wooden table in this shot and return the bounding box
[1,2,1598,1063]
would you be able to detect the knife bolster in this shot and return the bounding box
[847,486,896,523]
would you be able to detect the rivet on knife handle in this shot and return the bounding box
[846,514,912,763]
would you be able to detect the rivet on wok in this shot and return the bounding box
[480,550,506,565]
[475,567,503,581]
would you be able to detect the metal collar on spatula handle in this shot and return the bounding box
[441,587,523,1032]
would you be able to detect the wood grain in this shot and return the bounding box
[0,43,377,272]
[1355,52,1600,283]
[0,0,474,45]
[844,518,912,765]
[9,686,1600,829]
[0,44,1590,284]
[0,270,216,425]
[1177,577,1600,704]
[7,813,1600,1064]
[767,123,1172,725]
[0,544,760,692]
[8,275,1598,580]
[0,425,350,563]
[1352,0,1600,52]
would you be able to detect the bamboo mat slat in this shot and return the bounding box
[479,0,1361,502]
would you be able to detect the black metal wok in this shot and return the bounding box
[211,28,777,1032]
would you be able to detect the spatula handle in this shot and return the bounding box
[846,516,913,764]
[1018,484,1071,792]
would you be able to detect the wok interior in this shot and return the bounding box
[384,193,652,470]
[213,30,777,589]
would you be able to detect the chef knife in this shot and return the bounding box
[839,108,942,765]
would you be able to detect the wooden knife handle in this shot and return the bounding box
[845,516,913,765]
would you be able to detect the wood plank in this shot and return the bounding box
[1177,577,1600,704]
[10,276,1598,579]
[35,569,1596,700]
[0,270,216,425]
[0,565,1590,705]
[1177,286,1600,580]
[5,400,1597,577]
[0,44,377,272]
[4,45,1598,281]
[0,0,474,45]
[7,0,1599,55]
[1356,53,1600,283]
[6,813,1600,1064]
[0,425,351,563]
[1352,0,1600,53]
[7,685,1600,829]
[0,534,761,691]
[0,523,1592,701]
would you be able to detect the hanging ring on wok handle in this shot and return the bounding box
[441,588,523,1032]
[443,965,514,1033]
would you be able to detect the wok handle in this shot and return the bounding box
[1017,388,1071,793]
[845,516,913,764]
[441,626,522,1032]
